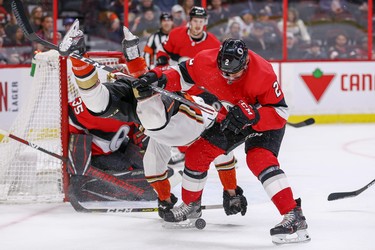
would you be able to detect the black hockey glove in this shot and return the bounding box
[223,186,247,216]
[220,100,259,134]
[156,55,169,66]
[132,72,167,100]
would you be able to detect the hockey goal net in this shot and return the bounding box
[0,50,125,203]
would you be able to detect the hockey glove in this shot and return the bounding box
[121,26,141,61]
[220,100,259,134]
[156,55,169,67]
[132,73,167,100]
[223,186,247,216]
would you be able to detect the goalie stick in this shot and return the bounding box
[10,0,216,117]
[0,128,148,197]
[287,118,315,128]
[327,179,375,201]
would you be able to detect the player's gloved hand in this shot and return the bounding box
[121,26,141,61]
[156,55,169,67]
[223,186,247,216]
[132,72,167,100]
[220,100,259,134]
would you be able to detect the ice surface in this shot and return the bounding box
[1,124,375,250]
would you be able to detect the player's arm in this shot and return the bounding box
[252,80,289,131]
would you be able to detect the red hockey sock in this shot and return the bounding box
[271,188,297,215]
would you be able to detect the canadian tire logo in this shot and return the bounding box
[300,68,335,102]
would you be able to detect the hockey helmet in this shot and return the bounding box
[217,38,248,74]
[160,12,173,21]
[189,6,207,19]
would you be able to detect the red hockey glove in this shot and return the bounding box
[220,100,259,134]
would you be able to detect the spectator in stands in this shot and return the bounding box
[302,40,328,59]
[34,15,61,52]
[207,0,231,38]
[0,36,7,64]
[99,10,122,42]
[135,0,161,18]
[243,22,281,60]
[354,36,374,60]
[143,12,174,69]
[258,8,282,44]
[0,0,10,26]
[328,32,357,59]
[110,0,125,25]
[277,7,311,45]
[154,0,178,12]
[226,9,256,38]
[171,4,187,27]
[182,0,195,18]
[0,23,10,46]
[286,32,304,59]
[131,9,160,40]
[319,0,349,16]
[29,6,43,31]
[221,21,242,41]
[62,17,75,36]
[7,26,31,47]
[4,13,18,39]
[256,0,283,17]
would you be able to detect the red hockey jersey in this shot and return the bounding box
[68,97,139,156]
[163,48,288,132]
[161,26,221,61]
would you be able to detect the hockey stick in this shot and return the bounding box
[0,128,147,197]
[11,0,216,117]
[68,188,222,213]
[327,179,375,201]
[287,118,315,128]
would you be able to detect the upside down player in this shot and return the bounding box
[138,39,311,244]
[59,21,247,218]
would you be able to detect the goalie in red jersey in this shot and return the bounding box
[139,39,311,244]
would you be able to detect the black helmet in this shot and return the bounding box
[217,39,248,74]
[189,6,207,19]
[160,12,173,21]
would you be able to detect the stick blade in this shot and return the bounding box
[327,192,356,201]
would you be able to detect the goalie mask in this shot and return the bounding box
[217,39,248,81]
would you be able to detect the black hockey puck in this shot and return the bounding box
[195,218,206,229]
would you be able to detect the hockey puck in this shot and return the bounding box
[195,218,206,229]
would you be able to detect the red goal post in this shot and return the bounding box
[0,50,126,203]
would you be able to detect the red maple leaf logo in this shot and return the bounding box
[300,69,335,102]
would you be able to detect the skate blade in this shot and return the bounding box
[272,229,311,245]
[162,218,206,230]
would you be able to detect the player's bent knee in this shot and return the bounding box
[246,147,280,177]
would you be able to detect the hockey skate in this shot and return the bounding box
[270,198,311,245]
[58,19,85,56]
[163,201,206,229]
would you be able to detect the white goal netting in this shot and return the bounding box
[0,50,124,203]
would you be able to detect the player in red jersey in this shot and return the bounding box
[156,6,221,67]
[156,6,224,165]
[139,39,310,244]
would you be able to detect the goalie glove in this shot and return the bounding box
[220,100,259,134]
[122,26,141,61]
[223,186,248,216]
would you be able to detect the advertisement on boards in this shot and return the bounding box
[0,68,32,130]
[282,62,375,115]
